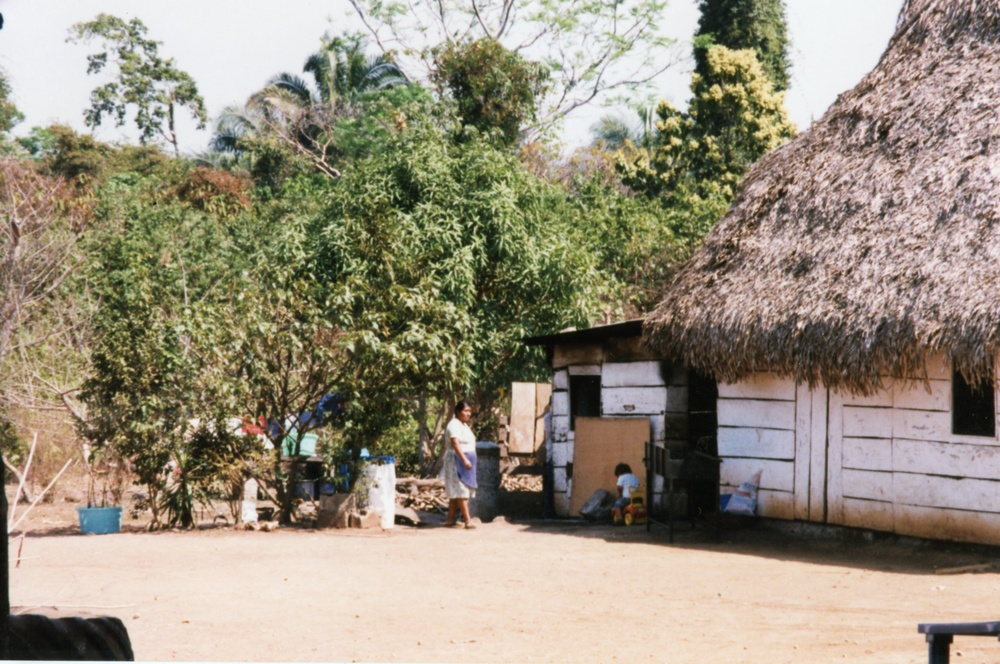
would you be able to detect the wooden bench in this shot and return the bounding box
[918,621,1000,663]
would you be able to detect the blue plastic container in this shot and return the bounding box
[77,506,122,535]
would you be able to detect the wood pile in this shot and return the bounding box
[395,473,543,514]
[396,477,447,513]
[501,474,542,492]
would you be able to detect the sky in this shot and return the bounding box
[0,0,903,154]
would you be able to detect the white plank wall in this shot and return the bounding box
[832,351,1000,544]
[602,361,665,387]
[717,373,798,520]
[718,373,795,400]
[720,458,794,493]
[826,391,846,524]
[718,399,796,430]
[717,428,794,459]
[808,386,828,520]
[602,387,668,416]
[841,437,892,471]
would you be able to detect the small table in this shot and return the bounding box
[918,621,1000,663]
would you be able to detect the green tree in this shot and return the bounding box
[567,175,724,316]
[312,109,600,469]
[304,33,409,108]
[69,14,208,157]
[79,174,249,528]
[618,45,795,200]
[348,0,678,138]
[431,38,548,146]
[694,0,791,93]
[590,105,659,151]
[0,69,24,136]
[221,190,343,524]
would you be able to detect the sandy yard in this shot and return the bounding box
[8,487,1000,663]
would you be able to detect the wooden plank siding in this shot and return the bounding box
[717,374,798,520]
[719,351,1000,545]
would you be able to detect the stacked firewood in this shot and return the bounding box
[501,473,542,492]
[395,473,542,512]
[395,477,447,513]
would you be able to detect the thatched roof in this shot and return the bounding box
[643,0,1000,394]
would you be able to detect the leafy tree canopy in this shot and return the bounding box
[348,0,679,139]
[618,45,795,201]
[210,33,410,182]
[0,69,24,136]
[431,38,548,146]
[79,172,255,527]
[68,14,208,156]
[311,107,600,461]
[695,0,791,93]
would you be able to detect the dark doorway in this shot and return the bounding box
[684,370,720,519]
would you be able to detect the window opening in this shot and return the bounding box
[569,375,601,431]
[952,368,996,437]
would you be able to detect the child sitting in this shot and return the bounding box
[612,462,640,524]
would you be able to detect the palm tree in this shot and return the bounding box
[209,33,408,178]
[303,34,408,110]
[590,105,658,150]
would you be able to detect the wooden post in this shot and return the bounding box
[1,460,9,658]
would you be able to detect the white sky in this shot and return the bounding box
[0,0,902,154]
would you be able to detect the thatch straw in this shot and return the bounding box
[644,0,1000,394]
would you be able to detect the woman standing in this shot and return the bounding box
[442,400,477,528]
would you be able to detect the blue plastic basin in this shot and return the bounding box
[77,506,122,535]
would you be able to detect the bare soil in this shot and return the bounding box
[9,479,1000,663]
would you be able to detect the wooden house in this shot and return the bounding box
[643,0,1000,544]
[525,321,717,517]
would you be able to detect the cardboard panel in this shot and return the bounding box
[509,382,537,454]
[568,417,649,516]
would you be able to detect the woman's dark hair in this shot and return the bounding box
[614,463,632,476]
[454,400,472,416]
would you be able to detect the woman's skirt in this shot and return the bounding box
[443,450,476,500]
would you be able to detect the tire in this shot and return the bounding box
[624,512,634,526]
[9,614,134,660]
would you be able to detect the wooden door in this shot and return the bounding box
[794,384,831,522]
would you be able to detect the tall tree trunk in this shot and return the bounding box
[417,392,432,471]
[421,400,451,477]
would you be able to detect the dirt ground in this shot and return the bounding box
[9,482,1000,663]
